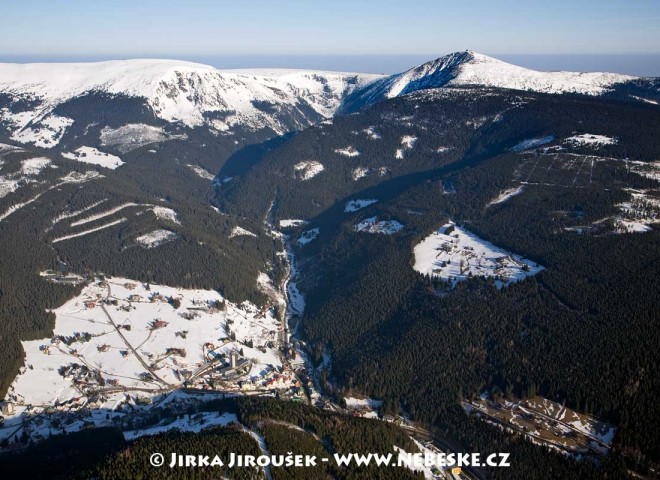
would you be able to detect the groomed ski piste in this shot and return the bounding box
[413,221,543,288]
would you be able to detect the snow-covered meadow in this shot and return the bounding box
[413,222,543,288]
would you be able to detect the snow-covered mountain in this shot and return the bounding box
[1,53,657,151]
[341,50,658,112]
[0,59,382,149]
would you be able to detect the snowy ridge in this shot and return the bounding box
[0,60,381,143]
[342,50,641,111]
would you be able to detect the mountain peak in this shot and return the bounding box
[340,51,639,113]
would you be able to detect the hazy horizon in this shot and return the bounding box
[2,0,659,74]
[1,53,659,77]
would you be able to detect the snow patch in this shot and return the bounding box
[100,124,181,153]
[230,226,257,238]
[186,164,216,181]
[293,161,324,181]
[400,135,417,149]
[279,219,308,228]
[136,229,178,248]
[151,206,180,224]
[354,216,404,235]
[564,134,617,146]
[9,114,73,149]
[334,146,360,157]
[363,127,381,140]
[62,146,124,169]
[488,186,525,206]
[297,228,319,245]
[20,157,51,175]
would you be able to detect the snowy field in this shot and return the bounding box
[1,275,296,444]
[187,164,216,180]
[279,219,307,228]
[100,124,183,153]
[62,146,124,169]
[354,216,404,235]
[413,221,543,288]
[0,60,381,140]
[136,229,178,248]
[564,133,617,146]
[20,157,51,175]
[8,114,73,149]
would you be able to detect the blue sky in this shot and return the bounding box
[1,0,659,74]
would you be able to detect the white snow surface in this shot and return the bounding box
[297,228,319,245]
[20,157,51,175]
[354,216,404,235]
[62,146,124,169]
[279,219,308,228]
[488,186,525,206]
[70,202,139,227]
[400,135,417,149]
[0,60,380,134]
[352,167,369,180]
[344,397,383,410]
[564,133,617,146]
[3,276,291,433]
[136,229,178,248]
[7,114,73,148]
[293,161,324,180]
[363,127,381,140]
[357,51,636,107]
[230,226,257,238]
[413,221,543,288]
[151,206,180,224]
[52,218,127,243]
[100,124,181,153]
[187,164,216,180]
[334,146,360,157]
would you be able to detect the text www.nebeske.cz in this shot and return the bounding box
[153,452,511,469]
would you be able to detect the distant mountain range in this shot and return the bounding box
[1,51,658,152]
